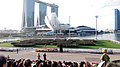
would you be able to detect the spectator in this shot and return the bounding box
[73,62,78,67]
[85,61,93,67]
[18,62,24,67]
[52,61,58,67]
[39,61,46,67]
[47,60,52,67]
[57,61,62,67]
[24,59,32,67]
[101,49,110,66]
[7,60,13,67]
[12,61,16,67]
[0,55,7,67]
[80,61,85,67]
[36,60,42,67]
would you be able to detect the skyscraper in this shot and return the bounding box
[51,4,58,16]
[22,0,35,29]
[38,2,58,26]
[115,9,120,31]
[22,0,59,32]
[39,2,47,25]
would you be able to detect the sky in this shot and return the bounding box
[0,0,120,31]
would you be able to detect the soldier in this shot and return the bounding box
[17,48,18,54]
[43,53,46,60]
[101,49,110,66]
[59,44,63,52]
[37,53,40,60]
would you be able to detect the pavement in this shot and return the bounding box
[1,47,120,54]
[0,48,120,63]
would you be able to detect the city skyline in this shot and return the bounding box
[0,0,120,30]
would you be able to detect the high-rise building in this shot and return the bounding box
[51,4,58,16]
[38,1,58,26]
[115,9,120,31]
[22,0,35,29]
[39,2,47,25]
[22,0,62,33]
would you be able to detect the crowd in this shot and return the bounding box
[0,54,94,67]
[0,49,120,67]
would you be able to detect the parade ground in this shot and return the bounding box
[0,49,120,63]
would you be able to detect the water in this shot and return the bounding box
[1,33,120,42]
[0,37,21,42]
[69,33,120,41]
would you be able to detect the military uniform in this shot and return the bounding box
[101,49,110,66]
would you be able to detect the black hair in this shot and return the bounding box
[24,59,32,67]
[0,55,7,67]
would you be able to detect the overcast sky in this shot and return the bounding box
[0,0,120,30]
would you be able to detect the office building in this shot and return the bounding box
[115,9,120,31]
[39,2,47,25]
[22,0,35,29]
[51,4,59,16]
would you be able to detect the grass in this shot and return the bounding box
[79,40,120,49]
[0,43,14,47]
[0,40,120,49]
[0,43,57,48]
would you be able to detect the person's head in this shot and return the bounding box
[12,62,16,67]
[102,49,107,54]
[36,60,42,67]
[52,61,58,67]
[7,60,13,67]
[24,59,32,67]
[85,61,92,67]
[80,61,85,67]
[0,55,7,67]
[73,62,78,67]
[18,62,24,67]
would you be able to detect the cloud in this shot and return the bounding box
[102,0,120,8]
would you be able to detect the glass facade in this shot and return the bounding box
[22,12,25,28]
[51,4,58,16]
[22,0,59,30]
[22,0,35,28]
[39,2,47,25]
[115,9,120,31]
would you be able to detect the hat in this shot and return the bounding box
[102,49,107,53]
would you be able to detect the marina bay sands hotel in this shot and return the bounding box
[22,0,69,33]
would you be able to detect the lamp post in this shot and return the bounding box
[69,16,71,39]
[54,16,57,39]
[95,16,98,40]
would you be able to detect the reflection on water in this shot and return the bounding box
[1,33,120,41]
[0,37,21,42]
[115,33,120,41]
